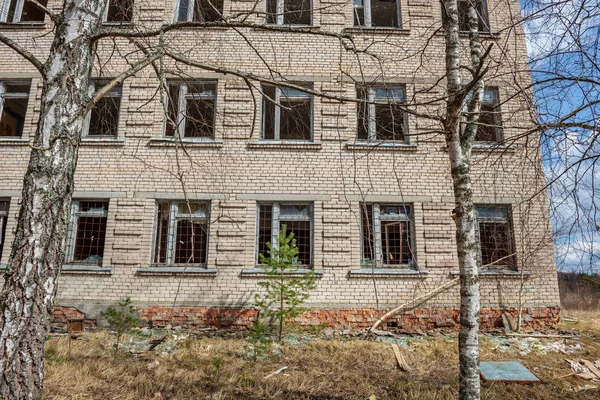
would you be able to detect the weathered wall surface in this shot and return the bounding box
[0,0,560,328]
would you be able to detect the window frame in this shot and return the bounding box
[475,205,517,270]
[357,85,409,143]
[360,203,416,268]
[0,199,8,263]
[164,80,218,140]
[84,80,122,138]
[454,0,490,33]
[261,84,313,141]
[0,80,30,138]
[0,0,46,24]
[174,0,224,22]
[475,86,502,142]
[265,0,312,26]
[255,202,313,267]
[353,0,402,28]
[65,200,110,266]
[152,200,211,267]
[103,0,134,24]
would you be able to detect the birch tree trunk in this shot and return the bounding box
[0,1,106,398]
[442,1,483,399]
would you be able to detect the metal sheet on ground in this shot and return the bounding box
[480,361,540,383]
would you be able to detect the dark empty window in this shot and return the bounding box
[476,205,516,270]
[87,80,121,137]
[266,0,311,25]
[0,200,8,263]
[475,87,502,142]
[257,203,312,267]
[262,84,312,141]
[357,86,407,142]
[361,203,414,267]
[0,81,30,137]
[165,81,217,139]
[104,0,134,23]
[354,0,400,28]
[0,0,47,23]
[153,201,210,266]
[455,0,489,32]
[175,0,224,22]
[65,201,109,266]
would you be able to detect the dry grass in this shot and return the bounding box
[44,323,600,400]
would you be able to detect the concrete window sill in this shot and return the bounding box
[247,141,322,150]
[472,143,517,152]
[137,267,218,276]
[256,25,321,33]
[0,137,30,145]
[343,27,410,35]
[241,268,324,278]
[450,270,530,279]
[81,138,126,146]
[348,268,428,278]
[148,138,224,148]
[0,22,47,30]
[346,142,418,151]
[61,265,113,274]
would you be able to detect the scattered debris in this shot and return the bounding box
[147,360,160,369]
[391,343,410,371]
[480,361,540,384]
[562,317,579,323]
[487,335,583,355]
[564,359,600,381]
[505,332,574,339]
[264,366,288,379]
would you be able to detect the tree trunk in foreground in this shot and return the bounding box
[0,1,105,398]
[442,1,482,399]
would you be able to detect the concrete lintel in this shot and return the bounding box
[236,193,330,201]
[135,192,226,200]
[0,190,21,197]
[336,74,434,85]
[344,194,432,203]
[348,268,428,278]
[72,191,127,199]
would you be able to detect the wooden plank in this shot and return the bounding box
[580,359,600,379]
[391,344,410,371]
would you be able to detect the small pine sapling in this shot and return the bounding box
[255,225,317,342]
[101,297,139,352]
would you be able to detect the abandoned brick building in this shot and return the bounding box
[0,0,560,330]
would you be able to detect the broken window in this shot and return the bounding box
[0,0,47,23]
[262,84,312,141]
[475,87,502,142]
[266,0,311,25]
[257,203,312,266]
[165,81,217,139]
[104,0,134,23]
[153,201,210,266]
[353,0,401,28]
[0,81,30,137]
[0,200,8,263]
[361,203,414,267]
[65,201,109,266]
[475,205,516,270]
[451,0,489,32]
[357,86,407,142]
[86,80,121,138]
[175,0,224,22]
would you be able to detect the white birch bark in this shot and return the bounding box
[0,1,107,398]
[442,1,483,399]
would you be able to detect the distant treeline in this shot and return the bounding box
[558,272,600,310]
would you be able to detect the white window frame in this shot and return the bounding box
[103,0,133,24]
[165,81,217,139]
[359,86,407,142]
[256,202,313,266]
[361,203,415,268]
[0,0,44,23]
[353,0,401,28]
[266,0,312,26]
[0,81,30,138]
[65,200,109,265]
[83,80,122,138]
[261,85,313,141]
[0,199,8,263]
[152,201,210,266]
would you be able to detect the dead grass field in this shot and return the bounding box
[43,315,600,400]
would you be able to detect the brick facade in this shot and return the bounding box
[0,0,560,331]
